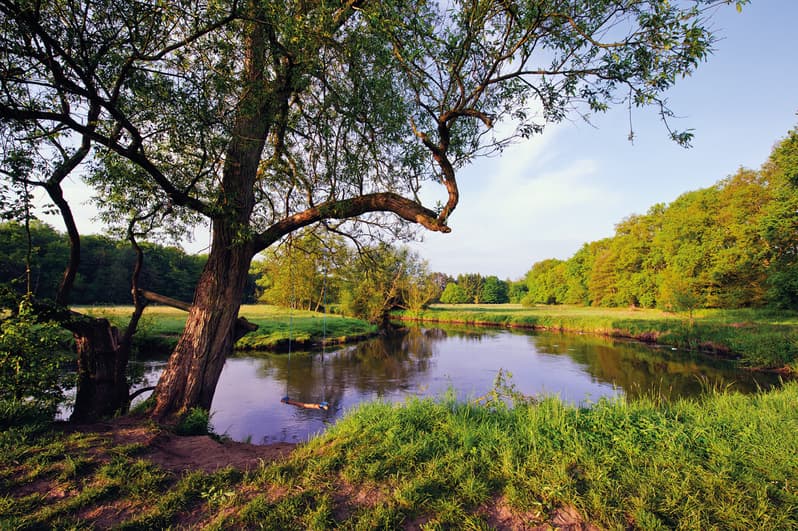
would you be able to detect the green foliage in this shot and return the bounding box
[0,221,209,304]
[456,274,484,304]
[0,298,70,412]
[336,244,434,325]
[523,258,568,305]
[0,220,68,299]
[480,276,510,304]
[439,282,470,304]
[507,280,528,303]
[253,231,346,311]
[175,407,212,436]
[761,127,798,307]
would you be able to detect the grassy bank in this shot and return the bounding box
[81,304,377,354]
[398,304,798,371]
[2,381,797,529]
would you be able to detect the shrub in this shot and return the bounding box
[0,298,70,414]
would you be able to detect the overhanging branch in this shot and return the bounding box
[252,192,450,254]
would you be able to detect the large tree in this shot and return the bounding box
[0,0,746,421]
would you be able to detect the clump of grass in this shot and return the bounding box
[175,407,212,436]
[275,381,798,529]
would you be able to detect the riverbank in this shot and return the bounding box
[397,304,798,372]
[3,381,797,529]
[81,304,378,354]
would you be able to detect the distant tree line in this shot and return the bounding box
[251,230,529,325]
[439,274,523,304]
[522,127,798,310]
[0,221,217,304]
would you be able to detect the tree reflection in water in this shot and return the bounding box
[256,328,436,414]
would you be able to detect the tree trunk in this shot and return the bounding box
[69,317,130,422]
[149,233,255,421]
[148,11,277,422]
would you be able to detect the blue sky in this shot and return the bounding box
[40,1,797,281]
[412,0,798,280]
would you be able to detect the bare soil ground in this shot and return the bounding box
[61,416,295,473]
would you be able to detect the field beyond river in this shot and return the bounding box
[398,303,798,372]
[84,302,798,373]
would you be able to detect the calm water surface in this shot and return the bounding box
[132,326,784,444]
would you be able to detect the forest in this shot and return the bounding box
[0,221,213,305]
[522,127,798,311]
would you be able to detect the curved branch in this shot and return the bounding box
[253,192,450,253]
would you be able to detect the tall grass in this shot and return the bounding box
[255,382,798,529]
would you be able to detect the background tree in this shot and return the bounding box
[760,128,798,307]
[253,231,346,311]
[523,259,567,305]
[402,267,442,318]
[481,276,510,304]
[456,274,485,304]
[440,282,471,304]
[507,280,529,304]
[0,297,68,414]
[338,244,425,329]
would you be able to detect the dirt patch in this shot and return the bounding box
[59,417,295,474]
[143,432,294,473]
[478,496,600,530]
[75,499,143,530]
[332,480,388,522]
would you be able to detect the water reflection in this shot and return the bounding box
[129,326,787,444]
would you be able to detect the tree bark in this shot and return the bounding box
[149,7,269,421]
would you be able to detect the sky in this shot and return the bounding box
[39,1,798,281]
[411,0,798,279]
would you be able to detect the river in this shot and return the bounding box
[130,325,784,444]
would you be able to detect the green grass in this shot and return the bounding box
[4,380,798,529]
[397,304,798,370]
[80,304,377,354]
[231,382,798,529]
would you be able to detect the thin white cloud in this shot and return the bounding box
[414,124,622,278]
